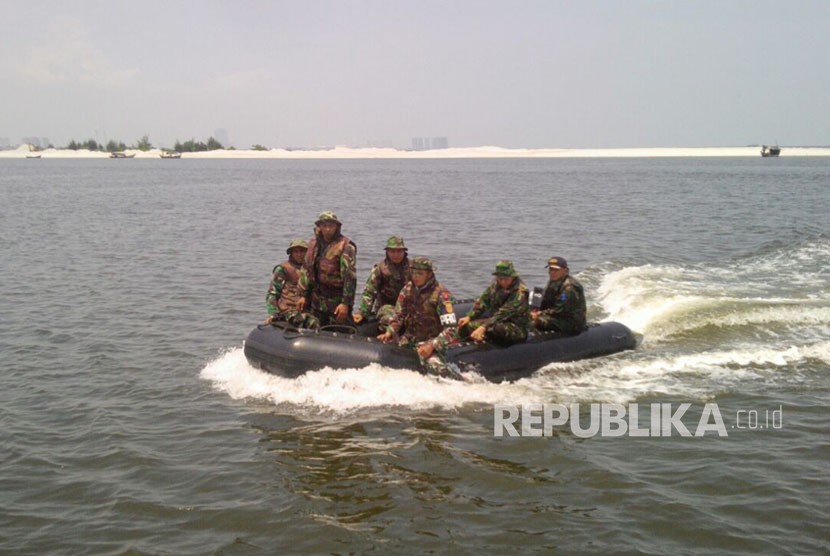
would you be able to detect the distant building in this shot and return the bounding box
[431,136,449,149]
[411,136,449,151]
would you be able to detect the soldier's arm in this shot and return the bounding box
[266,265,287,315]
[540,285,573,317]
[487,286,528,325]
[537,284,556,316]
[357,265,381,317]
[561,284,583,313]
[300,247,315,298]
[341,243,357,307]
[431,326,459,353]
[385,288,409,337]
[467,285,492,320]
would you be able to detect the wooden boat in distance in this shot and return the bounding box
[110,151,136,158]
[760,145,781,157]
[160,152,182,159]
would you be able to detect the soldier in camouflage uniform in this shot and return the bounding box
[378,256,460,377]
[298,211,357,327]
[353,236,411,332]
[531,256,587,335]
[265,239,319,328]
[458,260,530,346]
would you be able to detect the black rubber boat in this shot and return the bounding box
[243,303,637,382]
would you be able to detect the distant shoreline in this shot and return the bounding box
[3,145,830,159]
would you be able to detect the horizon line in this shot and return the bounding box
[4,144,830,159]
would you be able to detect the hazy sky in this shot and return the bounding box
[3,1,828,149]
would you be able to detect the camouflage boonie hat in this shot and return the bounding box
[410,256,434,271]
[286,238,309,254]
[385,236,407,250]
[315,211,341,225]
[492,260,519,277]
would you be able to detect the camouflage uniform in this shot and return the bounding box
[300,212,357,326]
[356,237,411,331]
[386,257,459,376]
[460,260,530,346]
[266,239,319,328]
[534,275,587,335]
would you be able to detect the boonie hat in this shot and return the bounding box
[410,256,434,271]
[492,260,519,277]
[315,211,341,225]
[286,238,309,254]
[545,257,568,269]
[385,236,407,250]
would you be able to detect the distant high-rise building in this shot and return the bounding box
[411,136,449,151]
[431,137,449,149]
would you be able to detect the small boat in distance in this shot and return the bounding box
[760,144,781,157]
[159,152,182,159]
[110,151,136,159]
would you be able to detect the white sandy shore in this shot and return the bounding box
[3,144,830,159]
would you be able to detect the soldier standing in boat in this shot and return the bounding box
[298,211,357,326]
[378,256,460,377]
[353,236,411,332]
[531,256,587,334]
[265,239,319,328]
[458,260,530,346]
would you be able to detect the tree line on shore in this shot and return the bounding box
[56,135,228,153]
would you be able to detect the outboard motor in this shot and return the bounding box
[529,286,544,310]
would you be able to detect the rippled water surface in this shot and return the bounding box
[1,157,828,554]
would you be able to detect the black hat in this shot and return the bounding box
[545,257,568,269]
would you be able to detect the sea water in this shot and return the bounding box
[1,157,827,554]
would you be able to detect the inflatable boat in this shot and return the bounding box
[243,303,637,382]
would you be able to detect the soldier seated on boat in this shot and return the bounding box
[458,260,530,346]
[353,236,411,332]
[265,239,319,328]
[531,256,587,335]
[377,256,460,377]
